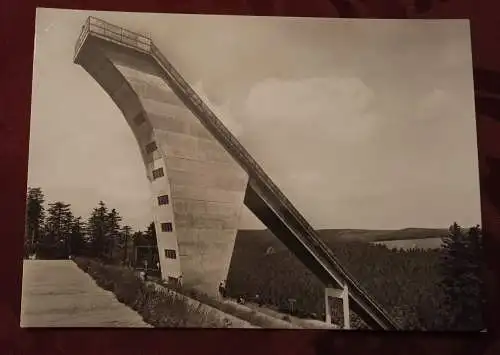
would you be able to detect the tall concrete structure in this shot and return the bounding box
[74,20,248,295]
[74,17,400,330]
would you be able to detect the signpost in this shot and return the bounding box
[288,298,296,314]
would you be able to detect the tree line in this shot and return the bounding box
[25,186,486,331]
[24,187,159,267]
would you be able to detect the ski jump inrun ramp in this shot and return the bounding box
[73,16,400,331]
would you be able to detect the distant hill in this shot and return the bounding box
[236,227,448,251]
[315,228,448,243]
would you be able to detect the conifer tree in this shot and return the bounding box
[439,223,485,331]
[87,201,109,258]
[69,216,86,256]
[146,221,157,244]
[106,208,122,261]
[121,225,133,265]
[43,201,73,258]
[145,222,160,269]
[25,187,45,256]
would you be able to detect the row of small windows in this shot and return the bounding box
[164,249,177,259]
[148,140,171,237]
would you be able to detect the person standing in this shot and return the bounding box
[219,280,227,298]
[255,293,263,307]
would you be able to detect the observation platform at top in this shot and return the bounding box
[74,16,154,61]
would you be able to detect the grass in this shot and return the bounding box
[157,280,298,329]
[73,257,236,328]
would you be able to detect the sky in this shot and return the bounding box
[28,8,481,231]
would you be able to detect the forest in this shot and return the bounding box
[24,187,158,268]
[226,227,485,331]
[24,186,486,331]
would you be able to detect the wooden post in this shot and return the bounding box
[288,298,296,315]
[325,289,332,324]
[342,284,350,329]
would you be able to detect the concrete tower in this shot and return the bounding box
[75,20,248,296]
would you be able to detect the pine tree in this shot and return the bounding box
[25,187,45,257]
[145,222,160,269]
[43,201,74,259]
[121,225,133,265]
[439,223,485,331]
[146,221,157,245]
[132,230,145,267]
[87,201,109,259]
[106,208,122,262]
[69,216,86,256]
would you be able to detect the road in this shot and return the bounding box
[20,260,151,327]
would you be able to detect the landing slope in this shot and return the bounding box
[226,228,445,330]
[21,260,150,327]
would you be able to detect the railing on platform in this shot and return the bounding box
[73,17,400,329]
[74,16,152,59]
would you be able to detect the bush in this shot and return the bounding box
[73,257,230,328]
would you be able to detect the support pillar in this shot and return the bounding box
[325,284,350,329]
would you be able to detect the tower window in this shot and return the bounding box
[145,141,158,154]
[161,222,173,232]
[164,249,177,259]
[152,168,164,180]
[157,194,169,205]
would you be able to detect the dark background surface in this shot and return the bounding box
[1,1,500,354]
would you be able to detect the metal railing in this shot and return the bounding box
[74,17,400,329]
[74,17,90,57]
[74,17,152,59]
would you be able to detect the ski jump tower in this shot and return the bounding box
[73,17,400,330]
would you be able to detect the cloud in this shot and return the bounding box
[241,76,378,144]
[228,76,380,189]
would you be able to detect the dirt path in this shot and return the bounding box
[21,260,151,327]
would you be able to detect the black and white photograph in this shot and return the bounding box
[21,7,484,331]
